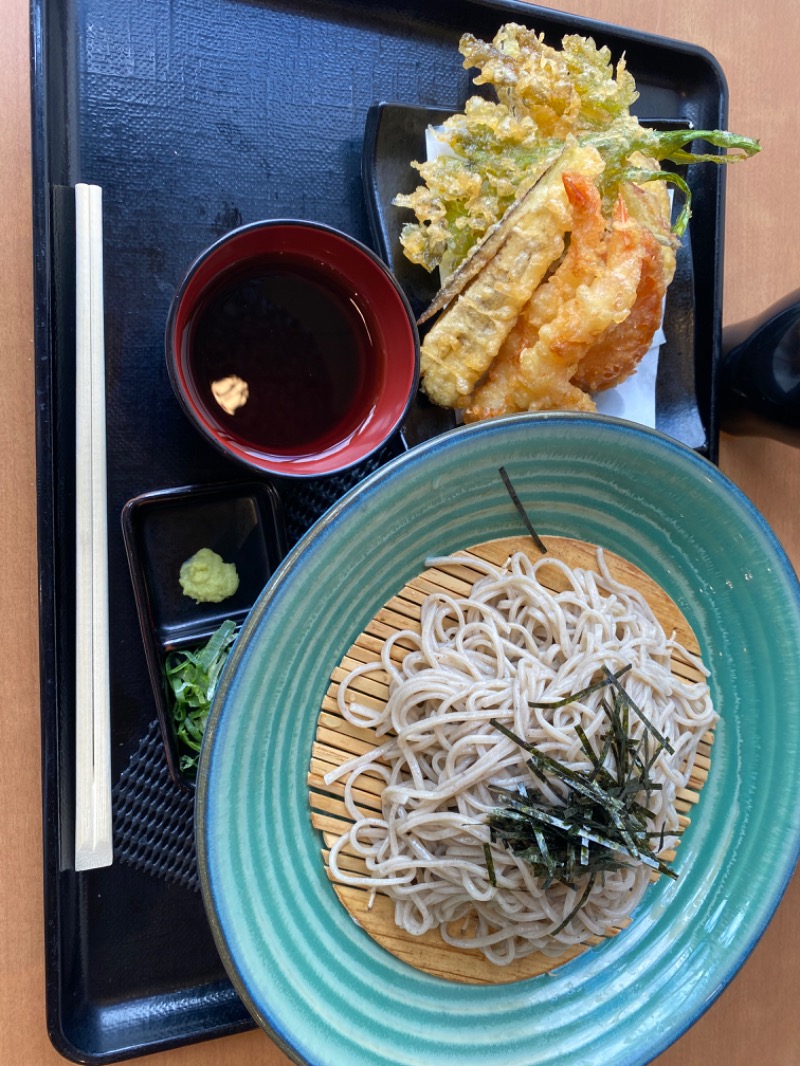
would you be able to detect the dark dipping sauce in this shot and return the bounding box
[185,258,380,456]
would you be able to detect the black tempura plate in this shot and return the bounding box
[30,0,729,1060]
[363,104,712,454]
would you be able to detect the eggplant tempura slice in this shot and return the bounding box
[416,145,562,326]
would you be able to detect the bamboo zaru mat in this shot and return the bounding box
[308,536,714,985]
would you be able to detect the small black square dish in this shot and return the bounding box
[121,480,287,788]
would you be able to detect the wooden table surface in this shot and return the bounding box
[2,0,799,1063]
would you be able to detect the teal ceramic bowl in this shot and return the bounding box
[197,414,800,1066]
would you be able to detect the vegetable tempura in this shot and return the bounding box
[420,143,603,408]
[394,24,760,418]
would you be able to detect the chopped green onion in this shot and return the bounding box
[163,619,237,776]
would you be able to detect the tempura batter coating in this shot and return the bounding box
[398,24,759,422]
[461,24,638,138]
[466,190,646,418]
[521,198,645,412]
[417,147,559,326]
[572,178,677,392]
[572,231,668,392]
[420,144,604,408]
[464,169,608,420]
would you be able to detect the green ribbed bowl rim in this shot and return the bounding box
[197,413,800,1066]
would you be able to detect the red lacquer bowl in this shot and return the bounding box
[166,220,419,478]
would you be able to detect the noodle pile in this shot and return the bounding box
[324,549,716,965]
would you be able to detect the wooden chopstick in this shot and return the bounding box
[74,183,113,871]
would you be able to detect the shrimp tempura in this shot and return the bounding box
[466,179,646,419]
[419,143,603,408]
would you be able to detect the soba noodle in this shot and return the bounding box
[324,548,716,965]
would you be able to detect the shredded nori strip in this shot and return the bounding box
[483,843,497,887]
[602,666,675,756]
[528,664,631,709]
[485,668,679,934]
[498,466,547,553]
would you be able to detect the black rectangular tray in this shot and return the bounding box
[30,0,729,1061]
